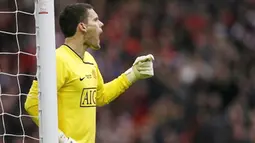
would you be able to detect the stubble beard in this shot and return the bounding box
[83,29,101,50]
[83,41,101,50]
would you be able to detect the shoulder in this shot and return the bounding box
[56,45,73,61]
[56,45,68,65]
[56,45,66,56]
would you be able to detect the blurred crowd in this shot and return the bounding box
[1,0,255,142]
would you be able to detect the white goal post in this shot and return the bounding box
[35,0,58,143]
[0,0,58,142]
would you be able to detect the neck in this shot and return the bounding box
[64,36,88,59]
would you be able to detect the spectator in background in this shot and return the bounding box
[1,0,255,142]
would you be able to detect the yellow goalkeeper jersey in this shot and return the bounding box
[25,44,131,143]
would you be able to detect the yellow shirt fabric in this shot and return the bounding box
[25,45,131,143]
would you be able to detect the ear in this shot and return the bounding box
[78,23,87,33]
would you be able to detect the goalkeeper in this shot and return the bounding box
[25,3,154,143]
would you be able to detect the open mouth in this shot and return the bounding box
[99,31,103,38]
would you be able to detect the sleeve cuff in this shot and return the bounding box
[120,72,134,87]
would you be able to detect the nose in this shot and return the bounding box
[99,21,104,27]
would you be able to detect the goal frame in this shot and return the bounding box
[35,0,58,142]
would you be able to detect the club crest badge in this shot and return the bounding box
[92,69,96,79]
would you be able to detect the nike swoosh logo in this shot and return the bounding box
[80,77,85,81]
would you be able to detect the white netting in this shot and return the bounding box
[0,0,39,143]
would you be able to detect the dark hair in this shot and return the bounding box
[59,3,93,38]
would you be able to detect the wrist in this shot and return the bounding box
[124,67,137,84]
[58,131,69,143]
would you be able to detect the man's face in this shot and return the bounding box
[83,9,104,50]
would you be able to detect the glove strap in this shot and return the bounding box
[124,67,137,84]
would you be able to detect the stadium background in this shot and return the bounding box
[1,0,255,142]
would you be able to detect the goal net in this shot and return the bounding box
[0,0,58,143]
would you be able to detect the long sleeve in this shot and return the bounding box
[24,80,40,125]
[24,53,68,126]
[96,67,132,106]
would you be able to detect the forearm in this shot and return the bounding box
[25,103,70,142]
[25,81,72,142]
[25,80,39,126]
[96,74,131,106]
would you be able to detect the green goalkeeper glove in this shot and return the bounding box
[59,131,76,143]
[124,54,154,84]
